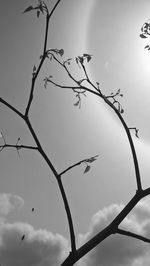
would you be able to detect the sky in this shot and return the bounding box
[1,0,150,265]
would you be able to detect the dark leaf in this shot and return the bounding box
[120,108,124,114]
[84,165,91,174]
[33,65,36,72]
[85,155,99,163]
[144,45,149,49]
[37,10,40,17]
[140,34,147,38]
[74,101,79,107]
[21,235,25,241]
[59,49,64,56]
[87,55,92,62]
[78,56,84,64]
[23,6,34,13]
[32,208,34,212]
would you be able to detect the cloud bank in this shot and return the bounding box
[0,193,68,266]
[1,193,150,265]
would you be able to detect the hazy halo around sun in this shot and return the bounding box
[86,0,150,145]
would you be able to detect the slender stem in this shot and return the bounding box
[0,97,24,119]
[59,160,85,176]
[25,14,49,117]
[0,144,38,151]
[116,228,150,243]
[25,117,76,253]
[57,176,76,253]
[25,117,58,177]
[102,97,142,191]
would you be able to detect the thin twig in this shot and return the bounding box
[116,228,150,243]
[0,144,38,151]
[0,98,24,119]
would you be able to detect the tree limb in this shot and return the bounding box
[0,144,38,151]
[116,228,150,244]
[0,97,24,119]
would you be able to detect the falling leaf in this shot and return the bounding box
[23,6,34,13]
[84,165,91,174]
[21,235,25,241]
[32,208,34,212]
[145,45,149,49]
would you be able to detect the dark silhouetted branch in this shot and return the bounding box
[0,144,38,151]
[57,175,76,253]
[116,228,150,243]
[0,97,24,119]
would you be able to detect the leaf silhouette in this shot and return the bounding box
[21,234,25,241]
[23,6,34,13]
[59,49,64,56]
[37,10,40,17]
[85,155,99,163]
[84,165,91,174]
[140,34,147,38]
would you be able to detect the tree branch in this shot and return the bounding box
[62,189,150,266]
[0,97,24,119]
[116,228,150,244]
[57,176,76,253]
[0,144,38,151]
[48,56,142,191]
[25,116,76,253]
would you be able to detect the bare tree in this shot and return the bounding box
[0,1,150,266]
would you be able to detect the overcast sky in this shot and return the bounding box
[1,0,150,265]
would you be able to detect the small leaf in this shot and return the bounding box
[140,34,147,38]
[33,65,36,72]
[85,155,99,163]
[23,6,34,13]
[84,165,91,174]
[120,108,124,114]
[117,88,120,94]
[145,45,149,49]
[32,208,34,212]
[21,235,25,241]
[59,49,64,56]
[78,56,84,64]
[74,101,79,107]
[37,10,40,17]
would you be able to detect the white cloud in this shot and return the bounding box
[0,220,68,266]
[79,198,150,266]
[0,193,24,216]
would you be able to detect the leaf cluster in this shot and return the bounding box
[23,0,48,17]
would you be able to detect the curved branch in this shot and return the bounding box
[116,228,150,244]
[48,57,142,191]
[57,176,76,253]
